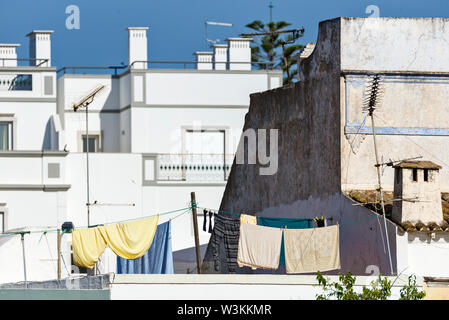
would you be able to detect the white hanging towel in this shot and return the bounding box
[237,223,283,270]
[284,225,340,274]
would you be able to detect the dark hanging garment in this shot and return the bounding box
[203,209,208,232]
[208,210,214,233]
[210,214,240,273]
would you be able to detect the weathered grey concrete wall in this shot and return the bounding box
[218,17,342,218]
[201,18,399,276]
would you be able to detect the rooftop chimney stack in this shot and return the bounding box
[0,44,20,67]
[194,52,213,70]
[225,38,252,70]
[392,160,444,225]
[26,30,54,67]
[127,27,149,69]
[212,44,228,70]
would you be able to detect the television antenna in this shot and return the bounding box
[363,74,395,275]
[240,28,304,79]
[205,21,233,50]
[73,84,106,227]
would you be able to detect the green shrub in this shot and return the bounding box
[316,271,425,300]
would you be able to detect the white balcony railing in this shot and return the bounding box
[0,74,32,91]
[156,154,233,182]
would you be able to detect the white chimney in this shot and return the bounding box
[127,27,148,69]
[212,44,228,70]
[0,44,20,67]
[194,52,213,70]
[392,160,444,225]
[225,38,252,71]
[26,30,54,67]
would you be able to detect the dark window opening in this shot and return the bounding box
[424,169,429,182]
[82,135,99,152]
[395,168,400,184]
[413,168,418,182]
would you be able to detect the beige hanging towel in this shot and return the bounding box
[284,225,340,274]
[237,223,283,270]
[240,214,257,225]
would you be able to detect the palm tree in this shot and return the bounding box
[245,20,304,84]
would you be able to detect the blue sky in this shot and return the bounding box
[0,0,448,69]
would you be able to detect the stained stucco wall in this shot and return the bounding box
[340,18,449,192]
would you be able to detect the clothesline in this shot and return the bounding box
[0,206,193,238]
[197,205,386,227]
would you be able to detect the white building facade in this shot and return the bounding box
[0,27,282,282]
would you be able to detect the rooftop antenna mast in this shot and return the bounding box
[73,85,105,227]
[205,21,233,50]
[363,74,394,275]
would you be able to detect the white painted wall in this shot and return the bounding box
[341,18,449,72]
[144,72,275,106]
[0,102,57,150]
[109,274,423,300]
[0,71,55,99]
[130,107,246,154]
[342,73,449,192]
[396,231,449,277]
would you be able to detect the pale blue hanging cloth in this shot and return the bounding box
[116,221,174,274]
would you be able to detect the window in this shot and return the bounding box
[412,168,418,182]
[82,135,100,152]
[0,121,12,150]
[424,169,429,182]
[183,129,228,181]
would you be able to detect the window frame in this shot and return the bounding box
[0,114,16,151]
[77,130,103,152]
[181,125,231,181]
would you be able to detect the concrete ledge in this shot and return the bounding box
[0,184,71,191]
[0,150,68,157]
[0,289,110,300]
[111,273,423,287]
[0,97,57,103]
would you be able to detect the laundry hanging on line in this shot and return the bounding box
[210,214,240,273]
[203,209,216,234]
[237,219,340,273]
[72,215,159,269]
[257,216,314,267]
[284,224,340,274]
[116,220,174,274]
[237,223,283,270]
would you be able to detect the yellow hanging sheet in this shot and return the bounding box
[98,215,159,260]
[72,227,107,269]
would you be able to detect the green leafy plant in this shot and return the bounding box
[245,20,303,84]
[399,275,426,300]
[316,271,425,300]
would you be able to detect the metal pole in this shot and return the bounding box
[20,233,27,288]
[369,112,394,275]
[86,105,90,227]
[190,192,202,274]
[57,229,61,279]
